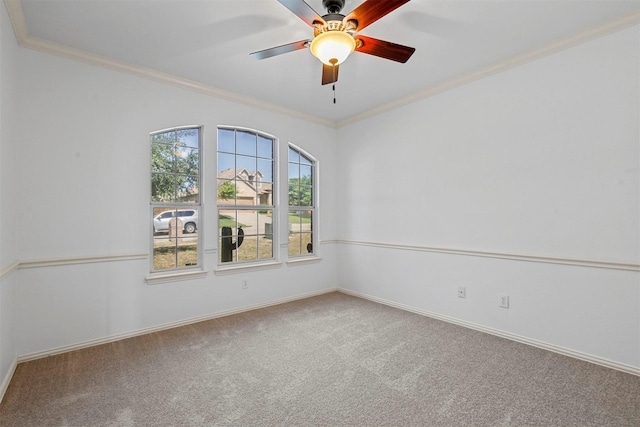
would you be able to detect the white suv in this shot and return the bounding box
[153,209,198,234]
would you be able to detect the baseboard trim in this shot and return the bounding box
[0,357,18,404]
[16,287,338,363]
[337,240,639,272]
[338,288,640,377]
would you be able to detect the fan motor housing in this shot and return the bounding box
[322,0,345,14]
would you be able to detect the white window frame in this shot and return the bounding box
[287,143,318,260]
[216,126,278,268]
[148,125,203,279]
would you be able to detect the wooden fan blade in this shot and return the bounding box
[354,35,415,63]
[344,0,410,31]
[322,64,339,85]
[250,40,309,60]
[278,0,326,27]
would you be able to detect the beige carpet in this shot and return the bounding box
[1,292,639,426]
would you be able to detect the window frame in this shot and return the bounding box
[216,126,278,267]
[149,125,203,276]
[287,143,318,259]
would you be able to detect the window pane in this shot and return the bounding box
[217,179,237,204]
[174,147,198,175]
[218,152,236,176]
[154,236,178,270]
[300,153,312,165]
[288,163,299,180]
[177,128,199,149]
[219,209,273,263]
[300,164,312,183]
[289,147,300,163]
[237,235,258,262]
[236,131,256,157]
[299,185,312,207]
[289,183,300,206]
[151,173,176,202]
[289,208,312,257]
[151,127,201,272]
[258,159,273,182]
[177,174,199,203]
[218,128,235,153]
[257,182,273,206]
[219,209,238,229]
[217,128,276,266]
[151,143,174,173]
[236,155,256,173]
[153,209,199,269]
[257,135,273,159]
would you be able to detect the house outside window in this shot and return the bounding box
[150,126,201,272]
[288,145,315,257]
[217,127,275,264]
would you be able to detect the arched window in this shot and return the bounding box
[288,144,316,257]
[150,126,201,272]
[217,127,276,264]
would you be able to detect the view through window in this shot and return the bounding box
[217,128,275,264]
[288,145,314,257]
[150,127,201,271]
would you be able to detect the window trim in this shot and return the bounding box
[149,125,203,275]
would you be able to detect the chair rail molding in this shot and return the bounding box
[337,240,640,272]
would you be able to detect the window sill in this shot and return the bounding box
[146,269,208,285]
[214,260,283,275]
[286,256,322,266]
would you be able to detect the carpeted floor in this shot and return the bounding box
[1,291,639,426]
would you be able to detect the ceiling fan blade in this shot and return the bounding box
[278,0,326,27]
[250,40,309,60]
[322,64,339,85]
[354,35,415,63]
[344,0,410,31]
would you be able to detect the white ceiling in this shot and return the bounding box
[12,0,640,125]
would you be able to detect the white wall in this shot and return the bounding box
[0,1,20,395]
[337,26,640,369]
[12,45,339,357]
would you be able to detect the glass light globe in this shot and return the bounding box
[310,31,356,66]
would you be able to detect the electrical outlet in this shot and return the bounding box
[499,294,509,308]
[242,279,248,290]
[457,287,466,298]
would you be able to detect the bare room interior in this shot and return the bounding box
[0,0,639,425]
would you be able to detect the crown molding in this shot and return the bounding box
[336,9,640,127]
[4,1,639,129]
[4,0,27,45]
[3,1,334,128]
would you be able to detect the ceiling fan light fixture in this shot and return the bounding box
[310,30,356,66]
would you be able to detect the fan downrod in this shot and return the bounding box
[322,0,345,14]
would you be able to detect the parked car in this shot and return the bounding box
[153,209,198,234]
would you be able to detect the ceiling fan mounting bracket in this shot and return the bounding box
[322,0,345,14]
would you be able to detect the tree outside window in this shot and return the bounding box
[150,127,201,272]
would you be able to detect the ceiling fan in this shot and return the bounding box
[250,0,415,85]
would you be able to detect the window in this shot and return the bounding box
[288,145,315,257]
[150,126,201,272]
[217,127,275,264]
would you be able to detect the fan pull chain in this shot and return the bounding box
[333,84,336,104]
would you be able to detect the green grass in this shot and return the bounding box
[219,214,248,228]
[289,211,312,224]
